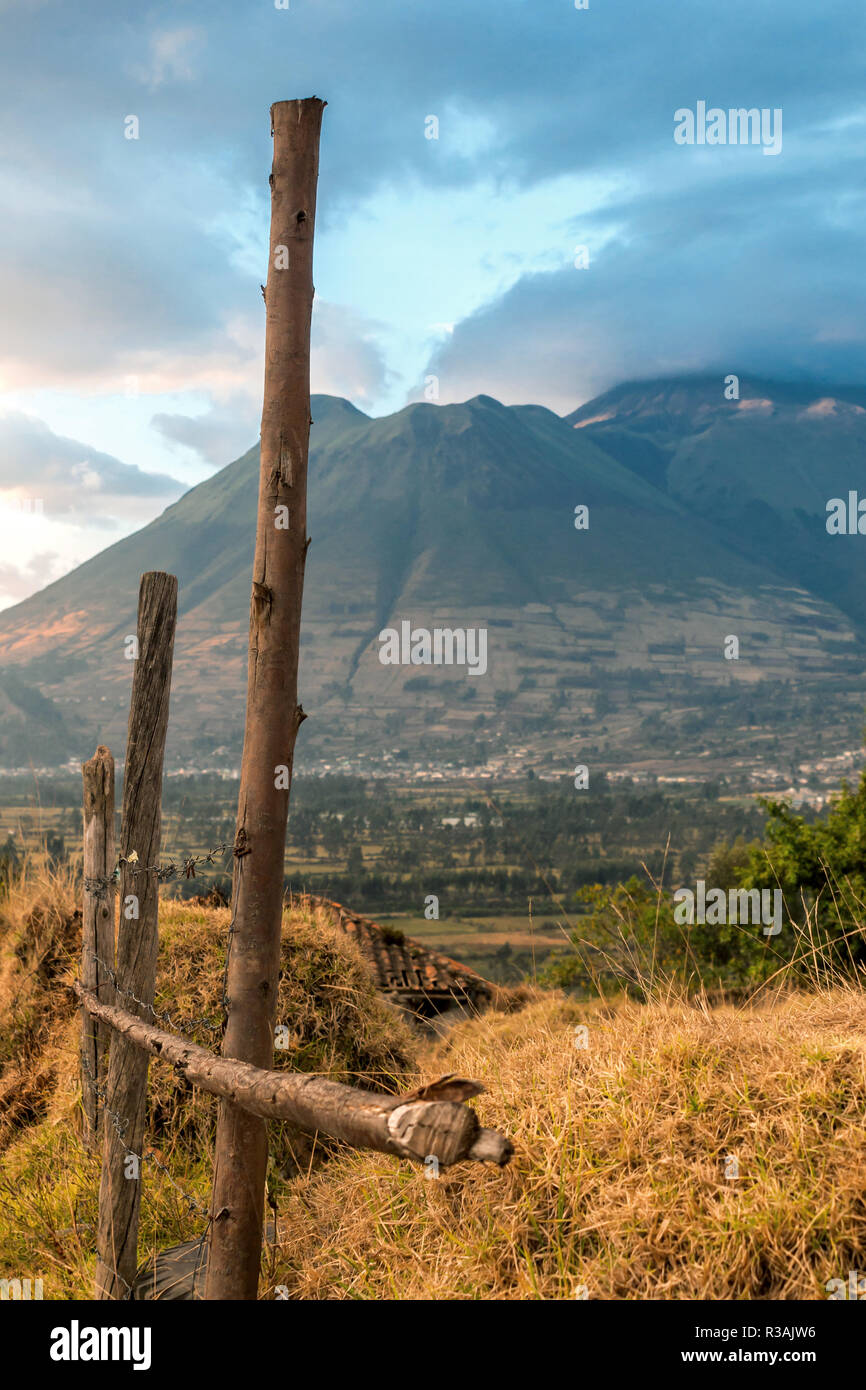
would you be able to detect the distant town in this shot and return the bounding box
[2,742,862,812]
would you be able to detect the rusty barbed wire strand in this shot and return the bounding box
[81,834,243,1035]
[83,840,235,898]
[76,827,268,1283]
[79,1052,209,1225]
[81,949,223,1039]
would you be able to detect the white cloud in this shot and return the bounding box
[150,300,394,466]
[0,550,68,609]
[0,415,188,609]
[129,27,205,89]
[152,392,259,469]
[310,301,393,409]
[0,413,184,519]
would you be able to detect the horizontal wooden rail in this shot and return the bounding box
[74,984,512,1168]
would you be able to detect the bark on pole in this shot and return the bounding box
[80,744,116,1149]
[206,97,326,1302]
[95,572,177,1300]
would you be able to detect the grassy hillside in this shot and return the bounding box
[272,989,866,1300]
[0,864,418,1297]
[0,861,864,1300]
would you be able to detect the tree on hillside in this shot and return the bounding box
[738,769,866,970]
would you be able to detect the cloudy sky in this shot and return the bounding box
[0,0,863,608]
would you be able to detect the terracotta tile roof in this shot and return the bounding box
[305,896,494,1013]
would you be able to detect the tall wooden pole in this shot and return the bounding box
[95,572,177,1299]
[80,744,116,1149]
[206,97,325,1301]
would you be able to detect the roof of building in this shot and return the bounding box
[305,895,494,1014]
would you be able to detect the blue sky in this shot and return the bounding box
[0,0,864,606]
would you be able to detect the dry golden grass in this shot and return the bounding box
[0,865,418,1296]
[0,856,82,1148]
[0,858,864,1300]
[269,990,866,1300]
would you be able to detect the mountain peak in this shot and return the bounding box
[311,394,369,422]
[2,374,866,771]
[566,374,866,433]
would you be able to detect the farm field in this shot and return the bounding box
[0,769,779,986]
[0,769,772,916]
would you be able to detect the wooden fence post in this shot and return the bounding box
[205,96,325,1301]
[80,744,116,1149]
[95,572,177,1300]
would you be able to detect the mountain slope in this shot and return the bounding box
[0,382,864,773]
[568,376,866,630]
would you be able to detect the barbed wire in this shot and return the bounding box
[84,838,239,898]
[82,949,223,1039]
[80,1053,209,1227]
[80,832,247,1040]
[83,832,240,1032]
[72,834,265,1296]
[220,861,244,1022]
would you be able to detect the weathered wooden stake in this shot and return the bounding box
[95,572,177,1300]
[80,744,116,1148]
[206,97,325,1301]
